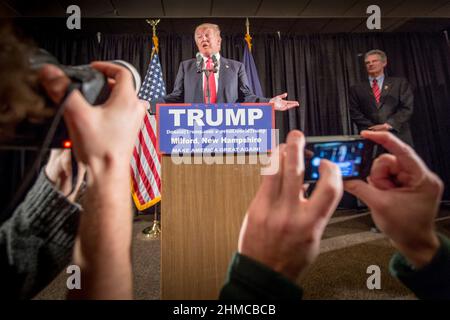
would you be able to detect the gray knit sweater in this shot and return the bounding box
[0,170,81,299]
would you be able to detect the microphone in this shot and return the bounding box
[211,54,219,73]
[196,52,203,73]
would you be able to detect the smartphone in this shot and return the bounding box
[304,135,378,182]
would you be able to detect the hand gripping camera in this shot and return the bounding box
[3,48,141,149]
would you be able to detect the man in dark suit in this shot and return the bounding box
[349,49,414,232]
[349,49,414,146]
[155,23,299,111]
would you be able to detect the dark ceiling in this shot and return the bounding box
[2,0,450,18]
[1,0,450,34]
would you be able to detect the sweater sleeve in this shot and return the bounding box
[389,234,450,300]
[219,252,303,300]
[0,170,81,299]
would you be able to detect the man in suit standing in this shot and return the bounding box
[154,23,299,111]
[349,49,414,146]
[349,49,414,232]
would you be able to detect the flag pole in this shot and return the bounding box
[142,18,162,240]
[242,17,264,97]
[143,202,161,239]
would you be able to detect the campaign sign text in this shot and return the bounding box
[157,103,274,155]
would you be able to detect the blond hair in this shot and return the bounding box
[194,23,221,38]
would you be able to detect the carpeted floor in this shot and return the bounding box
[35,207,450,300]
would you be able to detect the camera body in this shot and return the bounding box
[1,49,141,149]
[29,48,113,106]
[304,135,378,182]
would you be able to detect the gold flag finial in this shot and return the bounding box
[244,18,252,52]
[146,19,160,37]
[146,19,161,56]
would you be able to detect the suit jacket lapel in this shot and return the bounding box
[364,81,373,98]
[378,77,392,108]
[191,61,203,103]
[363,81,378,108]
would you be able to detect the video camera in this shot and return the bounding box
[1,48,141,149]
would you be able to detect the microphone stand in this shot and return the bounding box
[204,69,211,104]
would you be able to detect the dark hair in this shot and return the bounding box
[0,23,53,142]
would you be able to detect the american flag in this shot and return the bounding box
[131,48,165,211]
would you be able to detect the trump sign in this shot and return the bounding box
[157,103,274,155]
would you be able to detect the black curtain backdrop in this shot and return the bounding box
[32,33,99,65]
[2,30,449,216]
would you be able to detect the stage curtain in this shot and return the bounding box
[2,30,448,217]
[98,32,450,198]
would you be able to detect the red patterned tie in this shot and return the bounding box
[372,79,381,104]
[203,57,217,103]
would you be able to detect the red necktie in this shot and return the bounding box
[203,57,217,103]
[372,79,381,104]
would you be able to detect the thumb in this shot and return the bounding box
[344,179,380,207]
[39,64,70,104]
[62,90,94,139]
[237,214,249,252]
[139,99,150,111]
[306,160,342,224]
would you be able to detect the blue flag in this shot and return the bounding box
[242,44,264,97]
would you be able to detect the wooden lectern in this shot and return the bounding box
[161,155,263,299]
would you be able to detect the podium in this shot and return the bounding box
[157,102,274,299]
[160,155,263,299]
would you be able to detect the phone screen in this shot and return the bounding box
[304,136,376,181]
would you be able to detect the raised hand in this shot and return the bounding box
[345,131,443,268]
[238,130,342,280]
[270,93,299,111]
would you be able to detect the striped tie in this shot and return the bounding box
[372,79,381,104]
